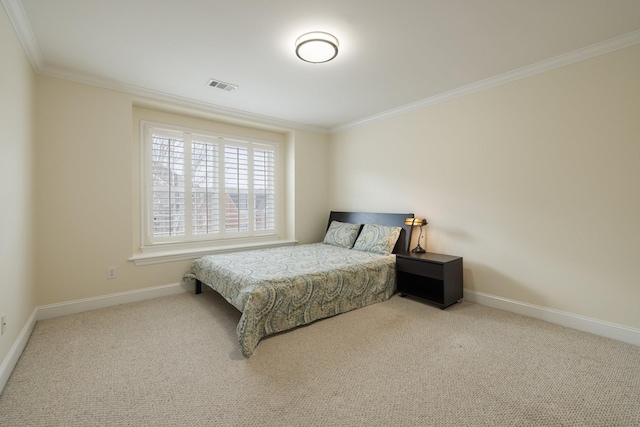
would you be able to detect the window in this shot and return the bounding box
[142,122,278,249]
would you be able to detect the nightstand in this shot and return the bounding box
[396,252,463,309]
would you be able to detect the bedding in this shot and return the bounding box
[322,220,362,248]
[184,243,396,357]
[353,224,402,255]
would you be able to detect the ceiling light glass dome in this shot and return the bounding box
[295,32,339,64]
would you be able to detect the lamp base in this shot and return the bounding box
[411,244,426,254]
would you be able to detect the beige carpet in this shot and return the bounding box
[1,289,639,426]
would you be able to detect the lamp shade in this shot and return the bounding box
[295,32,339,63]
[405,217,427,226]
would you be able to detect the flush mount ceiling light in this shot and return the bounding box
[295,31,339,64]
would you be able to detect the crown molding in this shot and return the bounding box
[38,65,329,134]
[1,0,43,69]
[331,29,640,133]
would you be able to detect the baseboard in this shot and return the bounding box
[37,282,192,320]
[464,289,640,347]
[0,281,192,395]
[0,308,37,396]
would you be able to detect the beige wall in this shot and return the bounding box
[36,77,137,304]
[292,129,331,243]
[0,7,37,366]
[330,44,640,329]
[35,76,330,306]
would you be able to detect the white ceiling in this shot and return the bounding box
[6,0,640,131]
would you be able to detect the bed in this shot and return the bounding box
[183,211,414,357]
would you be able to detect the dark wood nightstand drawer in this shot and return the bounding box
[397,257,443,280]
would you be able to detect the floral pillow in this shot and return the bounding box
[323,221,362,249]
[352,224,402,255]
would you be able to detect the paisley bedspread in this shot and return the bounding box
[183,243,396,357]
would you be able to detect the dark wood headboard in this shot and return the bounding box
[327,211,414,254]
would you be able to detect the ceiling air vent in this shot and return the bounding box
[207,79,238,92]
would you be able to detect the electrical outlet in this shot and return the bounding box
[1,315,6,336]
[107,267,117,280]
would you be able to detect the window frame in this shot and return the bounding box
[139,120,281,252]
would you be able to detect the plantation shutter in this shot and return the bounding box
[253,147,276,231]
[145,123,278,246]
[223,145,249,232]
[191,140,219,234]
[151,134,185,237]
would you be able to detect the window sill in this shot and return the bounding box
[129,239,298,266]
